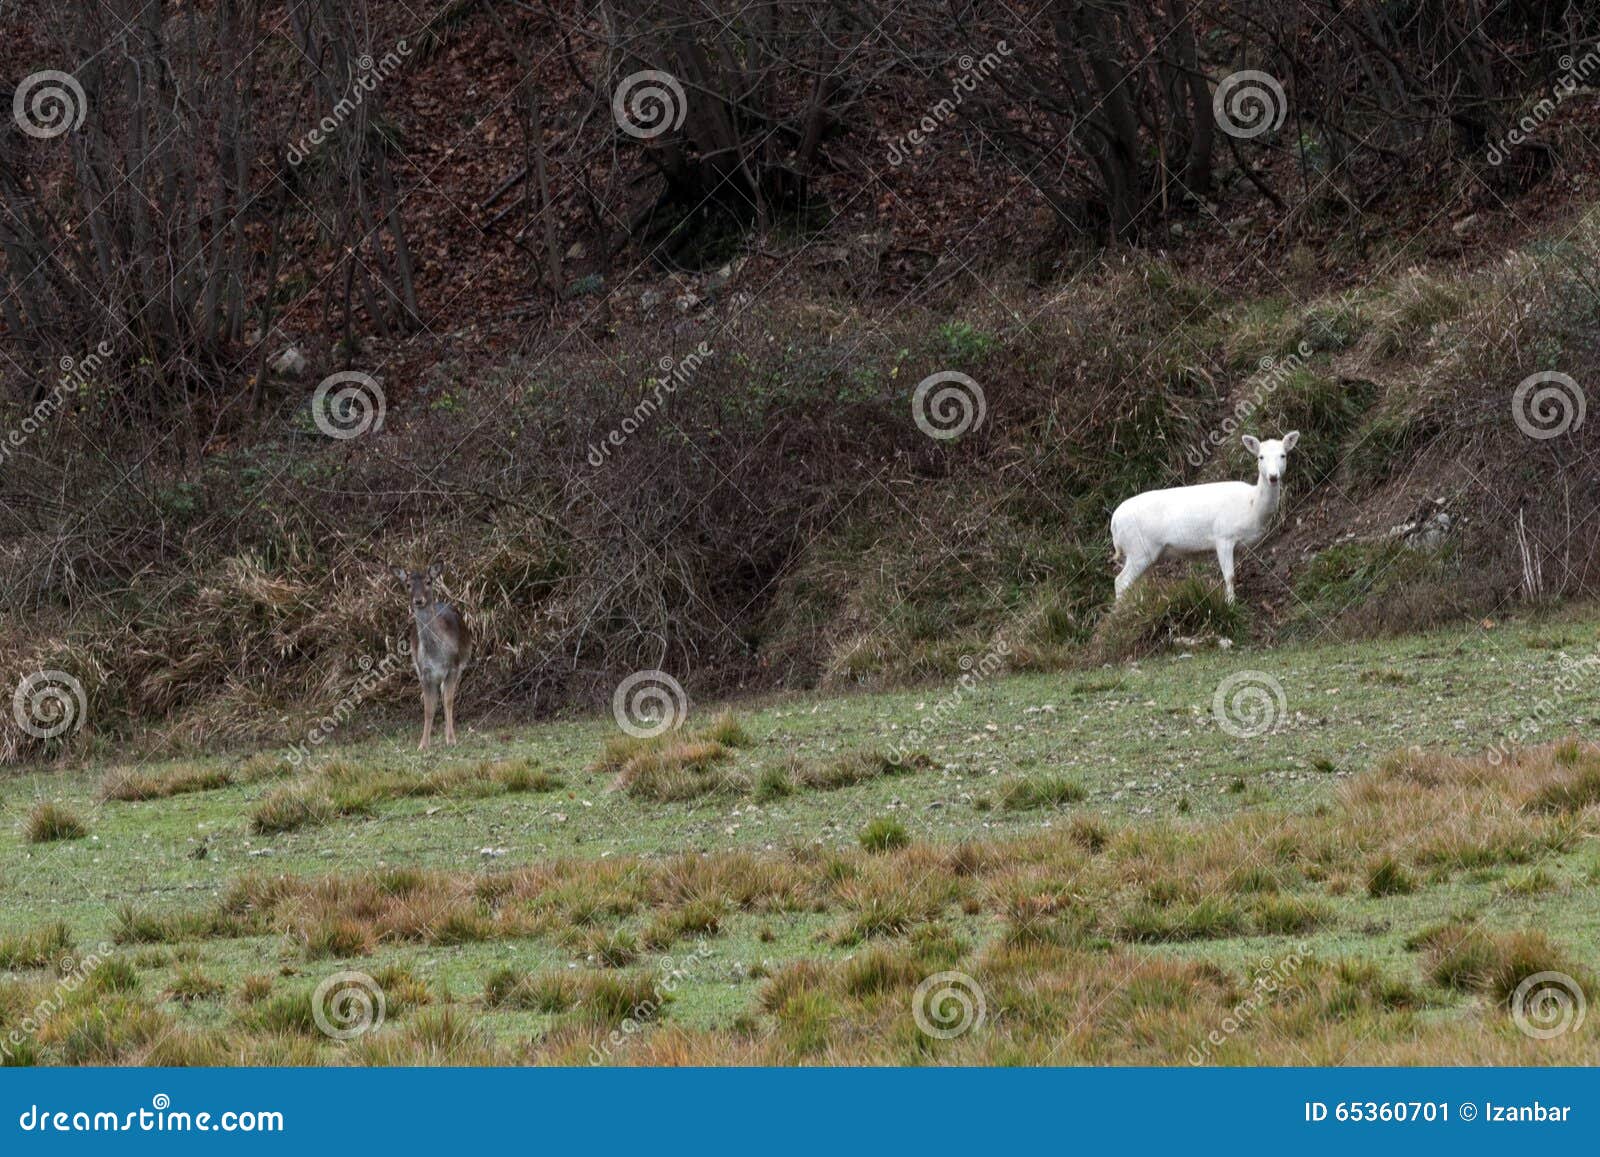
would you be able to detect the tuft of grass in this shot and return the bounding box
[304,917,374,960]
[25,802,88,843]
[1252,895,1330,935]
[700,710,752,748]
[754,765,793,802]
[794,749,930,791]
[1365,855,1417,898]
[610,739,746,801]
[168,967,227,1003]
[1414,922,1592,1012]
[1499,867,1557,897]
[577,927,639,969]
[643,899,724,949]
[1414,923,1500,991]
[0,921,72,970]
[249,786,343,835]
[594,711,752,772]
[859,818,910,853]
[236,752,289,783]
[1091,575,1244,661]
[493,760,563,794]
[371,963,433,1013]
[88,956,141,995]
[998,775,1086,811]
[839,946,924,996]
[484,969,581,1013]
[575,971,667,1026]
[49,999,167,1064]
[1524,761,1600,814]
[1477,930,1590,1010]
[101,763,232,801]
[1118,895,1245,943]
[242,990,318,1036]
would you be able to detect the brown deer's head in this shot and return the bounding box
[389,562,444,611]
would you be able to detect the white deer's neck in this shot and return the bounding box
[1251,475,1282,527]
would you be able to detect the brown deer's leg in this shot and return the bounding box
[442,668,461,745]
[420,683,439,750]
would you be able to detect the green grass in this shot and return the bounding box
[3,610,1600,1063]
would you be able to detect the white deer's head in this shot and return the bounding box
[1242,431,1299,488]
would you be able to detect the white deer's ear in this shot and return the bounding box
[1241,435,1261,454]
[427,561,444,580]
[1282,430,1300,451]
[388,566,409,582]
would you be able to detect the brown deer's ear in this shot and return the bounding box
[427,561,444,580]
[389,566,410,582]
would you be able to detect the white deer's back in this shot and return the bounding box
[1113,480,1263,555]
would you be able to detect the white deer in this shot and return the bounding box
[1111,432,1300,604]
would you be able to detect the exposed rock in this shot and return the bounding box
[1388,497,1453,549]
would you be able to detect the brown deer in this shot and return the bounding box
[389,563,470,749]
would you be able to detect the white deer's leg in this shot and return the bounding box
[1216,539,1237,603]
[1115,551,1153,601]
[419,683,439,750]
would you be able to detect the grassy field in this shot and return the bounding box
[3,609,1600,1065]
